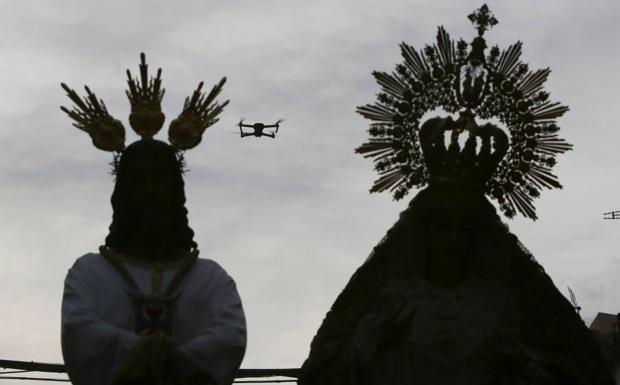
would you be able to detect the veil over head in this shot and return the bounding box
[300,184,613,385]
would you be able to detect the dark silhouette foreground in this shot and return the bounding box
[300,184,613,384]
[301,6,612,383]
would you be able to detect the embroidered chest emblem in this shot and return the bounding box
[99,246,199,335]
[133,296,175,335]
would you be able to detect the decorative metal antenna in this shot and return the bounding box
[568,286,582,315]
[604,210,620,220]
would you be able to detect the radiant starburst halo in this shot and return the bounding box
[356,4,571,220]
[61,53,229,174]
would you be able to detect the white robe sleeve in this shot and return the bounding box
[177,270,247,385]
[61,258,139,385]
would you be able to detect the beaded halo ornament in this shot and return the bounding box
[356,5,571,220]
[60,53,229,170]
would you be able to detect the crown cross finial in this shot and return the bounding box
[468,4,498,36]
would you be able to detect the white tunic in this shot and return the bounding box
[61,252,246,385]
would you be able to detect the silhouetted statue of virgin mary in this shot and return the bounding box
[300,6,614,385]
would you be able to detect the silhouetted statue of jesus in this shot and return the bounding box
[61,140,246,385]
[60,54,244,385]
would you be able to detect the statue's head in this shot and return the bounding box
[424,186,480,266]
[420,183,513,283]
[369,182,509,285]
[105,139,196,260]
[115,139,183,216]
[60,53,230,260]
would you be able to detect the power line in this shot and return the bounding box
[0,359,301,383]
[0,376,297,383]
[0,361,63,374]
[0,376,68,382]
[235,381,297,384]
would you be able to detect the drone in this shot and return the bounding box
[238,119,283,138]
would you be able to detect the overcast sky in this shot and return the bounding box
[1,0,620,381]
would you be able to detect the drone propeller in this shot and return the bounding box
[275,119,284,133]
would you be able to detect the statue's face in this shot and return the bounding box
[123,155,178,222]
[426,209,477,264]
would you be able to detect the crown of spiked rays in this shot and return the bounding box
[61,53,229,171]
[356,4,571,220]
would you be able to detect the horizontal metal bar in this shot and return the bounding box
[0,361,64,374]
[0,376,69,382]
[0,377,299,383]
[0,359,300,379]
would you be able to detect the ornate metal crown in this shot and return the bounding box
[61,53,229,159]
[419,111,508,190]
[356,4,571,220]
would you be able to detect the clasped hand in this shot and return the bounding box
[113,330,180,385]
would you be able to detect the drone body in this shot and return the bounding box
[238,119,282,138]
